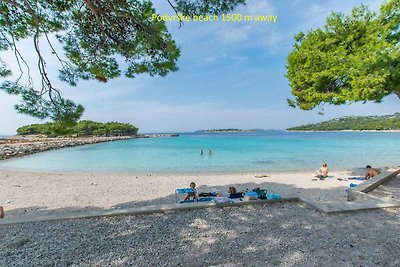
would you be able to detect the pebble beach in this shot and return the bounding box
[1,202,400,266]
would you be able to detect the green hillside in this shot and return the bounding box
[287,113,400,131]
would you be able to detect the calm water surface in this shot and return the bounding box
[0,131,399,173]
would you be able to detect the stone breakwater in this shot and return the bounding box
[0,136,134,160]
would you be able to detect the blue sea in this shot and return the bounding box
[0,131,399,173]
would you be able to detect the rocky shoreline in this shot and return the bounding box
[0,136,134,161]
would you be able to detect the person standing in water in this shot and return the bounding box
[208,149,212,156]
[200,148,204,156]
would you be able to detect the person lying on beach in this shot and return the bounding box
[364,165,381,180]
[184,182,198,201]
[315,163,329,179]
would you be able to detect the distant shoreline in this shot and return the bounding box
[286,130,400,133]
[197,130,258,133]
[204,130,254,133]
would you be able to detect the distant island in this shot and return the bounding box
[287,113,400,131]
[17,120,138,137]
[196,129,259,133]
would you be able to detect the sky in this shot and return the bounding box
[0,0,399,134]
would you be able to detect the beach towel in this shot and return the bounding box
[267,194,282,200]
[179,197,213,204]
[198,192,218,197]
[198,197,213,202]
[228,192,244,199]
[176,188,194,194]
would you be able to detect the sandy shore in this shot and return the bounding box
[0,169,362,218]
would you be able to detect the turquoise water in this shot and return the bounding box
[0,131,399,173]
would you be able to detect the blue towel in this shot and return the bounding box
[349,183,358,188]
[267,194,281,200]
[176,188,194,194]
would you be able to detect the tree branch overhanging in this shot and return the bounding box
[166,0,184,28]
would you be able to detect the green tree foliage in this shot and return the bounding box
[287,113,400,131]
[286,0,400,111]
[0,0,245,122]
[174,0,245,15]
[16,120,138,137]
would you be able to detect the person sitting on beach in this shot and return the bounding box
[364,165,381,180]
[315,163,329,179]
[228,187,237,195]
[184,182,198,201]
[228,186,244,199]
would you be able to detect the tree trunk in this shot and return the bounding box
[396,91,400,101]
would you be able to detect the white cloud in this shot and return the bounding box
[217,24,253,44]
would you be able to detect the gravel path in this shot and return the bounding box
[1,203,400,266]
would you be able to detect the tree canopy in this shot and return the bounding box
[286,0,400,111]
[0,0,245,123]
[17,120,138,137]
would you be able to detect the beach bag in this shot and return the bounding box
[252,188,267,197]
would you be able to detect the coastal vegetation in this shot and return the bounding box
[286,0,400,111]
[287,113,400,131]
[16,121,138,137]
